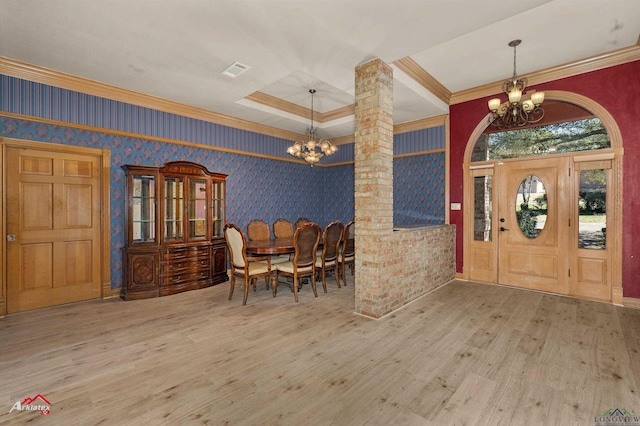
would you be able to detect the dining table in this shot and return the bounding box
[245,237,323,295]
[245,238,295,296]
[245,237,295,255]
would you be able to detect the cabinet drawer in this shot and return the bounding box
[162,246,209,261]
[161,258,210,274]
[161,270,210,286]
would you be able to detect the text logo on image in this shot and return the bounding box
[9,394,51,415]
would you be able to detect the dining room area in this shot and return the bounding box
[110,57,457,320]
[225,218,355,305]
[219,58,457,318]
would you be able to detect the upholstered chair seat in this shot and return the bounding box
[270,255,291,264]
[243,262,270,276]
[275,261,314,275]
[314,257,336,268]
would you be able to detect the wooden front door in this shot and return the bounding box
[496,157,571,294]
[6,146,102,313]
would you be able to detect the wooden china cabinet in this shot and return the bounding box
[121,161,228,300]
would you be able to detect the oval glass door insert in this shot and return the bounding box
[516,175,547,239]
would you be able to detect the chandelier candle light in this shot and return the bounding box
[287,89,337,166]
[488,39,545,129]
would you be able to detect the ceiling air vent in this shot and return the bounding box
[221,61,250,78]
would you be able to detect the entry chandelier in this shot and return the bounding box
[287,89,337,166]
[488,39,545,129]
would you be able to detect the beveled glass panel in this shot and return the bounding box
[212,181,225,238]
[578,169,606,249]
[473,175,492,242]
[164,177,183,240]
[188,179,207,239]
[132,175,155,242]
[516,175,547,239]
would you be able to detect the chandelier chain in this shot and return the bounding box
[309,89,316,128]
[512,43,517,78]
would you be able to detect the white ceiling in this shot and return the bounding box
[1,0,639,140]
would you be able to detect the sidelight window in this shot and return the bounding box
[473,175,493,242]
[578,169,607,249]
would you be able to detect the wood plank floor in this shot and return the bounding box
[1,277,639,425]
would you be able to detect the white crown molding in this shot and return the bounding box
[450,43,640,105]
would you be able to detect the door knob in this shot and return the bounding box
[7,234,16,241]
[500,227,509,232]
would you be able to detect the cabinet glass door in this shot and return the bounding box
[188,179,207,240]
[212,181,225,238]
[164,177,184,240]
[132,175,156,242]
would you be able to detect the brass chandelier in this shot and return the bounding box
[287,89,337,166]
[488,40,545,129]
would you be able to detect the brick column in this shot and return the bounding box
[354,58,394,318]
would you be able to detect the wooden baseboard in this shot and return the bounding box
[623,297,640,309]
[104,288,122,299]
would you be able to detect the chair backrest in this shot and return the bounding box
[273,218,294,239]
[247,219,270,241]
[342,220,355,258]
[294,217,311,230]
[293,222,321,268]
[322,221,344,262]
[224,223,247,268]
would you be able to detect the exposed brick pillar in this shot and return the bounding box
[354,58,394,318]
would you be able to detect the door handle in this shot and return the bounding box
[500,227,509,232]
[7,234,16,242]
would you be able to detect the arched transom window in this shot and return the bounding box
[471,100,611,162]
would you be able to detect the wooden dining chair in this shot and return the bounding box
[272,218,294,239]
[338,220,355,287]
[315,221,344,292]
[246,219,283,263]
[224,223,271,305]
[271,218,295,264]
[273,222,321,302]
[247,219,270,241]
[294,217,311,230]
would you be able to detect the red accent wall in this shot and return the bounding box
[449,60,640,298]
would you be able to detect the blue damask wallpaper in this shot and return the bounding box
[0,116,354,289]
[1,74,444,290]
[394,153,446,226]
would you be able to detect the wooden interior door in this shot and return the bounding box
[6,147,102,313]
[496,157,570,294]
